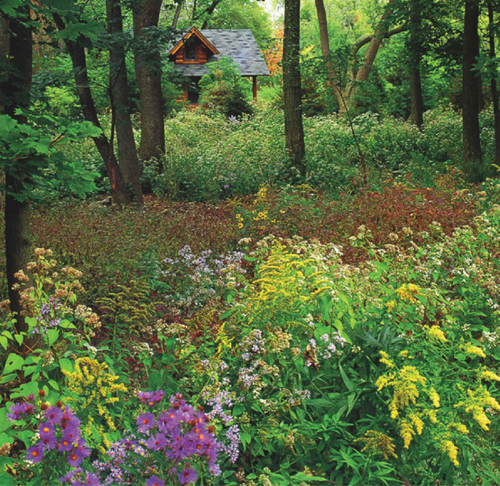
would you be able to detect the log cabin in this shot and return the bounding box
[168,27,270,105]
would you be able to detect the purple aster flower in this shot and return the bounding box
[39,423,55,440]
[75,438,90,459]
[146,477,164,486]
[67,448,84,467]
[7,401,36,421]
[137,391,155,404]
[41,434,58,450]
[62,427,80,444]
[145,432,167,451]
[44,406,64,424]
[136,413,156,433]
[178,466,197,485]
[26,443,45,463]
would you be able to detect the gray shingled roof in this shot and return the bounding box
[170,29,270,77]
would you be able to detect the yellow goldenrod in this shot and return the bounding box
[426,326,448,342]
[396,283,423,303]
[440,440,459,466]
[355,430,398,459]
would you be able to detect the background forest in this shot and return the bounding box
[1,0,500,485]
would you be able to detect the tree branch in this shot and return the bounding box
[352,23,407,57]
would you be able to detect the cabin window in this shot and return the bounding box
[184,37,196,61]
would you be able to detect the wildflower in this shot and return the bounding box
[356,430,398,459]
[462,343,486,358]
[26,444,44,463]
[178,466,197,485]
[428,388,440,408]
[379,350,394,369]
[146,476,165,486]
[440,440,459,466]
[387,300,395,312]
[396,283,422,303]
[426,326,447,342]
[137,412,156,434]
[146,432,167,451]
[481,369,500,381]
[67,448,84,467]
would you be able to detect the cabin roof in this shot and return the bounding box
[169,28,270,77]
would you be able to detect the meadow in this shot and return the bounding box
[1,107,500,485]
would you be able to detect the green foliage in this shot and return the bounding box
[0,113,100,201]
[199,57,254,118]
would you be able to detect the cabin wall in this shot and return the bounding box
[174,44,208,64]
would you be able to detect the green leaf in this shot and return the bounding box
[10,381,40,400]
[14,334,24,346]
[3,354,24,374]
[48,379,60,391]
[0,408,12,434]
[0,336,8,350]
[46,329,59,347]
[59,358,73,373]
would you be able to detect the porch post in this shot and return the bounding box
[252,75,257,102]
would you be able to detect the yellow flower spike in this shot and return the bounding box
[462,343,486,358]
[387,300,395,312]
[379,350,395,369]
[355,430,398,460]
[426,326,448,342]
[440,440,459,466]
[480,369,500,381]
[399,419,415,448]
[428,387,440,408]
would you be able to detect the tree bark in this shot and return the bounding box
[107,0,143,204]
[488,1,500,167]
[409,0,424,128]
[463,0,483,181]
[133,0,165,163]
[314,0,344,110]
[1,8,32,337]
[52,14,131,205]
[172,0,183,28]
[345,1,406,111]
[283,0,306,177]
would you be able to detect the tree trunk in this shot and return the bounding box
[283,0,306,178]
[346,1,405,111]
[172,0,183,28]
[2,9,32,338]
[314,0,344,110]
[52,14,131,205]
[463,0,483,181]
[107,0,143,204]
[133,0,165,163]
[488,1,500,167]
[409,0,424,128]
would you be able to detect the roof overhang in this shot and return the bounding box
[168,26,220,57]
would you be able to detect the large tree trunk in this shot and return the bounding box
[1,9,32,339]
[463,0,483,181]
[314,0,344,110]
[133,0,165,163]
[283,0,306,178]
[52,14,130,205]
[107,0,143,204]
[409,0,424,128]
[488,1,500,167]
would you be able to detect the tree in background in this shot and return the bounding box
[283,0,306,178]
[0,3,33,337]
[52,6,131,205]
[107,0,143,203]
[133,0,166,163]
[462,0,483,181]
